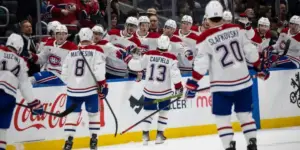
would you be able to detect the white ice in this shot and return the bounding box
[78,127,300,150]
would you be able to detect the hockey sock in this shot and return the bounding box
[237,112,257,144]
[88,112,101,137]
[157,111,168,132]
[64,112,80,140]
[215,115,234,149]
[0,129,7,150]
[142,110,154,132]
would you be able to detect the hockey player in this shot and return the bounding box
[223,11,233,23]
[185,1,269,150]
[37,21,61,53]
[29,24,78,85]
[61,28,108,150]
[104,16,142,78]
[255,17,271,50]
[191,14,209,35]
[135,16,161,54]
[0,34,44,150]
[163,19,193,74]
[128,35,183,145]
[266,15,300,68]
[174,15,198,63]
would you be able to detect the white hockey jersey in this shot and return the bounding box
[61,45,106,97]
[134,31,161,53]
[191,25,203,36]
[104,29,142,77]
[0,46,35,103]
[244,27,271,52]
[37,36,54,53]
[168,35,193,72]
[128,50,182,99]
[193,24,260,92]
[174,29,198,57]
[273,27,300,57]
[32,40,78,78]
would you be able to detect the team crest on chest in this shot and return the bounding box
[49,55,61,66]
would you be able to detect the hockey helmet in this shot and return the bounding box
[205,0,223,19]
[181,15,193,24]
[223,11,233,21]
[258,17,270,27]
[164,19,177,29]
[6,33,24,53]
[79,28,93,42]
[138,16,150,24]
[126,16,139,27]
[92,25,105,34]
[157,35,170,50]
[47,21,61,34]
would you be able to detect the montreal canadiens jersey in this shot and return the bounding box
[0,46,35,102]
[134,31,160,53]
[104,29,142,76]
[61,45,106,97]
[37,36,54,53]
[32,40,78,78]
[191,25,202,36]
[273,27,300,57]
[128,50,182,99]
[244,27,271,52]
[174,29,198,57]
[193,24,260,92]
[168,35,193,72]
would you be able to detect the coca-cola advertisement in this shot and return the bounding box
[7,86,105,143]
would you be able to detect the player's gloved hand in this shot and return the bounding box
[28,99,44,115]
[185,79,199,99]
[98,83,108,99]
[238,13,251,29]
[256,69,270,80]
[135,71,144,82]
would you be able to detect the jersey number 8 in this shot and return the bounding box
[75,59,85,76]
[216,41,243,68]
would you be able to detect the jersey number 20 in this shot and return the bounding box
[216,41,243,68]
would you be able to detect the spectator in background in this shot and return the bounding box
[78,0,100,28]
[148,14,160,33]
[147,8,157,15]
[19,20,40,76]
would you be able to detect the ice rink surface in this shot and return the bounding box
[78,127,300,150]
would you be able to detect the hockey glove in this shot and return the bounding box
[185,79,199,99]
[98,83,108,99]
[174,82,184,98]
[28,99,44,115]
[256,69,270,80]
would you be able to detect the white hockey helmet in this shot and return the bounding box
[47,21,61,33]
[181,15,193,24]
[205,0,223,19]
[79,28,93,42]
[55,24,68,34]
[223,11,233,21]
[138,16,150,24]
[258,17,270,26]
[92,25,104,33]
[157,35,170,50]
[165,19,177,29]
[126,16,139,26]
[6,33,24,53]
[290,15,300,25]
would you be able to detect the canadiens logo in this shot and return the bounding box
[279,41,286,49]
[49,55,61,66]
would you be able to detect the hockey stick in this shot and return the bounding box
[133,86,210,106]
[120,97,182,135]
[77,48,118,137]
[16,103,77,118]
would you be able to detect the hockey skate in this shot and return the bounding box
[225,141,236,150]
[90,134,98,150]
[155,131,166,144]
[247,138,258,150]
[63,136,73,150]
[142,131,150,146]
